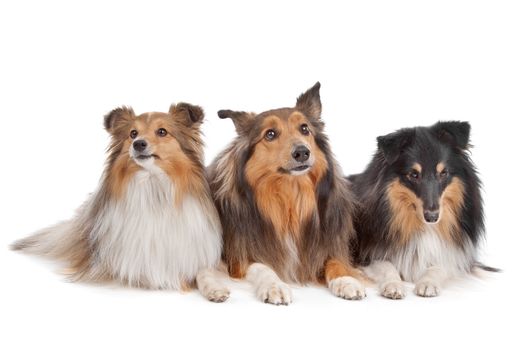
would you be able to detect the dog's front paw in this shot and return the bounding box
[415,280,440,297]
[204,286,230,303]
[256,281,292,305]
[329,276,366,300]
[380,280,406,300]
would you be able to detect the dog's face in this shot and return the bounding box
[218,82,328,181]
[127,113,186,169]
[103,103,204,177]
[247,109,319,176]
[378,121,470,225]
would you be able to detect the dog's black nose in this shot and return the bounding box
[423,210,440,223]
[133,140,148,152]
[292,145,310,162]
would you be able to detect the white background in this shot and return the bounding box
[1,1,523,349]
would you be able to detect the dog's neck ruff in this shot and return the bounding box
[386,224,475,282]
[91,164,221,289]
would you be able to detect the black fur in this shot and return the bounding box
[350,121,486,267]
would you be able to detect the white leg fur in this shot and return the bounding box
[196,267,230,303]
[328,276,366,300]
[364,260,406,300]
[246,263,292,305]
[414,266,447,297]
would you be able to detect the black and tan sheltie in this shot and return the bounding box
[350,121,497,299]
[11,103,230,302]
[208,83,366,305]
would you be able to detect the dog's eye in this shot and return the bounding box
[407,170,420,181]
[300,124,310,136]
[265,129,277,141]
[157,128,167,137]
[130,130,138,139]
[439,169,449,179]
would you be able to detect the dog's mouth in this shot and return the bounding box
[291,165,311,172]
[278,164,312,175]
[135,154,160,161]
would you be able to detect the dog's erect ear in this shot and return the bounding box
[169,102,205,127]
[218,109,256,135]
[104,107,135,134]
[431,121,471,150]
[377,129,415,164]
[295,82,322,119]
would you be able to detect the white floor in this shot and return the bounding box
[1,245,518,350]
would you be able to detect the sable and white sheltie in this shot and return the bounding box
[349,121,497,299]
[11,103,229,302]
[208,83,365,305]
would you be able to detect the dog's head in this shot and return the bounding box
[378,121,470,225]
[103,103,204,174]
[218,82,328,183]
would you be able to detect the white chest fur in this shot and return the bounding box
[91,168,222,289]
[389,225,475,282]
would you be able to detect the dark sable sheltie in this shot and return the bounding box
[350,121,496,299]
[11,103,229,302]
[208,83,365,305]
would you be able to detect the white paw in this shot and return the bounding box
[256,281,292,305]
[329,276,366,300]
[380,280,406,300]
[204,286,230,303]
[415,280,440,297]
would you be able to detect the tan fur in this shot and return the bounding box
[436,162,445,173]
[228,261,249,279]
[107,113,205,205]
[413,163,422,173]
[387,179,425,244]
[387,177,465,245]
[245,112,327,240]
[324,258,364,283]
[437,177,465,243]
[61,234,94,280]
[108,153,141,199]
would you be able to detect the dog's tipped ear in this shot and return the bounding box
[377,129,415,164]
[169,102,205,126]
[295,82,322,119]
[218,109,255,135]
[431,121,471,150]
[104,107,135,134]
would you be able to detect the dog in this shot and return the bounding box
[11,103,230,302]
[349,121,497,299]
[208,82,365,305]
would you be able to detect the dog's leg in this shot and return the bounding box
[325,258,366,300]
[363,260,406,300]
[414,266,447,297]
[196,265,230,303]
[245,262,292,305]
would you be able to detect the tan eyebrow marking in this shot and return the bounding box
[260,116,282,137]
[289,111,307,124]
[436,162,445,173]
[412,163,422,173]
